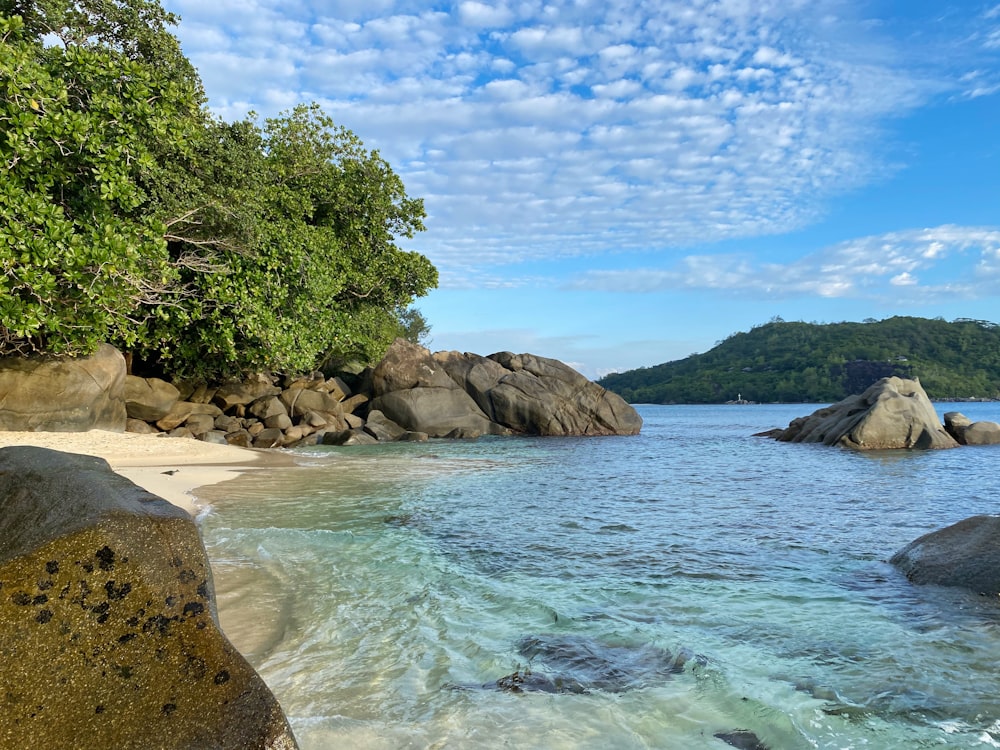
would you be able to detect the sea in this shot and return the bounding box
[194,403,1000,750]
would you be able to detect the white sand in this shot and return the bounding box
[0,430,273,514]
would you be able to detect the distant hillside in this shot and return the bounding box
[598,316,1000,404]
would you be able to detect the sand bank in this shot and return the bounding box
[0,430,287,514]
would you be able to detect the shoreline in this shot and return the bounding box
[0,430,293,514]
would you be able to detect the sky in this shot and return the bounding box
[159,0,1000,379]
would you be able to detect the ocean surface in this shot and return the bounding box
[195,403,1000,749]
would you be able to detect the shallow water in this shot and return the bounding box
[196,404,1000,749]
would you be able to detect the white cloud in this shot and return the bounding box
[458,2,514,29]
[159,0,989,283]
[752,46,799,67]
[567,226,1000,303]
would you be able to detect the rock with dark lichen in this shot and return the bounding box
[0,446,298,750]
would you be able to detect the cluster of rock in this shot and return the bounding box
[370,340,642,439]
[942,411,1000,445]
[0,339,642,444]
[754,377,1000,601]
[759,377,961,450]
[0,446,298,749]
[125,368,375,449]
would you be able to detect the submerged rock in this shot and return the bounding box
[759,377,957,450]
[488,634,687,694]
[492,668,588,695]
[714,730,770,750]
[0,446,298,749]
[890,515,1000,596]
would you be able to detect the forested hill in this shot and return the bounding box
[597,317,1000,404]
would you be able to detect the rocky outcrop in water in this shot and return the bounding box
[943,412,1000,446]
[964,422,1000,445]
[373,340,642,438]
[435,348,644,437]
[0,446,298,749]
[369,340,503,438]
[758,377,957,450]
[0,344,126,432]
[890,515,1000,595]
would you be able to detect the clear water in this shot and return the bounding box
[195,404,1000,749]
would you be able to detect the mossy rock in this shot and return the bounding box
[0,446,297,749]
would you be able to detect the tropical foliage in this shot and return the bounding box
[0,1,436,378]
[598,317,1000,404]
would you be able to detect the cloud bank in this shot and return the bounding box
[568,226,1000,302]
[162,0,947,270]
[158,0,1000,358]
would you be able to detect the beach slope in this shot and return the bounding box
[0,430,276,514]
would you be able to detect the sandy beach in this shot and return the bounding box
[0,430,285,514]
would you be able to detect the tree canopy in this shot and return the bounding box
[598,317,1000,404]
[0,0,437,378]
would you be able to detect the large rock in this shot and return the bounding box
[0,446,298,749]
[433,350,514,419]
[369,340,642,438]
[124,375,180,422]
[280,388,343,419]
[363,409,408,442]
[943,411,972,444]
[890,515,1000,595]
[156,400,223,431]
[0,344,126,432]
[940,412,1000,446]
[371,339,459,393]
[372,389,498,438]
[213,381,282,411]
[490,351,642,436]
[436,349,643,436]
[370,340,498,438]
[762,377,958,450]
[965,421,1000,446]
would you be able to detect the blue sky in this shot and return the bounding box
[160,0,1000,379]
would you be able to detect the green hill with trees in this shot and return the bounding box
[0,0,436,380]
[597,317,1000,404]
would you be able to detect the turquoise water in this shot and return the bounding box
[196,404,1000,749]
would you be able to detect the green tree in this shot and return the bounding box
[141,104,437,378]
[0,11,200,355]
[599,317,1000,403]
[395,305,432,346]
[2,2,438,378]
